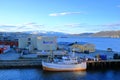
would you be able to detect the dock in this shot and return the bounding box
[0,58,42,68]
[0,59,120,70]
[0,48,120,69]
[87,60,120,70]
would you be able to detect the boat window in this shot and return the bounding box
[65,59,70,60]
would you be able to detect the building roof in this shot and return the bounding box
[58,42,73,46]
[75,42,88,45]
[58,41,93,46]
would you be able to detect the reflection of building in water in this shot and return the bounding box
[73,71,86,76]
[44,70,86,79]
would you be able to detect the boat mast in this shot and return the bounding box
[72,48,75,57]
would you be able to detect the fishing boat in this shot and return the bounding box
[42,51,86,71]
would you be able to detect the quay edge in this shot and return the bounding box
[0,59,120,70]
[87,60,120,70]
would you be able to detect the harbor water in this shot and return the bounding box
[58,37,120,52]
[0,37,120,80]
[0,68,120,80]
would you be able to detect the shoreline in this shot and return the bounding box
[0,49,120,69]
[0,59,120,70]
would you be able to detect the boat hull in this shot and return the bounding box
[42,61,86,71]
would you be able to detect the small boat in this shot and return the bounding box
[42,52,86,71]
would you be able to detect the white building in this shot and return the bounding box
[18,38,28,49]
[18,35,57,52]
[36,36,57,51]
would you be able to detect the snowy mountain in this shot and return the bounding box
[23,31,70,37]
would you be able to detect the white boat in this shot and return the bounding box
[42,54,86,71]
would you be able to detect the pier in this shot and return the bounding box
[87,60,120,70]
[0,58,42,68]
[0,59,120,70]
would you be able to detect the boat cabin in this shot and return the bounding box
[62,56,78,64]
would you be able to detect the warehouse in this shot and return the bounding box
[72,42,95,53]
[18,35,57,53]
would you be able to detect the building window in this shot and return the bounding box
[28,42,31,45]
[43,41,53,44]
[34,48,37,50]
[28,38,31,41]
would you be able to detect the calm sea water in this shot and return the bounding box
[0,68,120,80]
[0,37,120,80]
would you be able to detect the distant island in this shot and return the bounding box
[73,30,120,38]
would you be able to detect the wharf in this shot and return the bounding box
[0,49,120,69]
[87,60,120,70]
[0,58,42,68]
[0,59,120,69]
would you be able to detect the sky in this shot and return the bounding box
[0,0,120,34]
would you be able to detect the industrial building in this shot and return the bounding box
[0,45,10,54]
[72,42,95,53]
[58,42,95,53]
[18,35,57,53]
[57,42,73,51]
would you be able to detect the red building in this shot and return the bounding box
[0,41,18,47]
[0,48,4,53]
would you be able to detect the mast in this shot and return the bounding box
[72,48,75,57]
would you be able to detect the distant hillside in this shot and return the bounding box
[92,30,120,38]
[73,33,94,37]
[71,30,120,38]
[22,30,120,38]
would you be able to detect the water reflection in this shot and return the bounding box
[0,68,120,80]
[0,68,42,80]
[41,71,86,80]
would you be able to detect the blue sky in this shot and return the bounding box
[0,0,120,34]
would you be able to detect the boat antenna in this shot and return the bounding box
[72,48,75,57]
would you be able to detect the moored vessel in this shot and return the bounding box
[42,51,86,71]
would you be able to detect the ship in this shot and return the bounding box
[42,51,86,71]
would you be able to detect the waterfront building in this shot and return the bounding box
[57,42,73,51]
[18,37,28,49]
[18,35,57,53]
[36,36,57,51]
[0,35,18,48]
[58,42,95,53]
[72,42,95,53]
[0,45,10,53]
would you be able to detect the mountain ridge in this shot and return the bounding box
[20,30,120,38]
[1,30,120,38]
